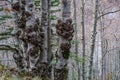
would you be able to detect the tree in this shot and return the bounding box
[81,0,86,80]
[0,0,74,79]
[11,0,42,75]
[73,0,80,80]
[88,0,99,80]
[55,0,74,80]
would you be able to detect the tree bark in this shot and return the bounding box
[73,0,81,80]
[55,0,74,80]
[88,0,99,80]
[100,12,107,80]
[11,0,26,72]
[37,0,52,79]
[81,0,86,80]
[11,0,41,75]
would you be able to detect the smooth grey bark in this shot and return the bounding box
[40,0,49,63]
[99,12,107,80]
[38,0,52,79]
[73,0,80,80]
[118,50,120,79]
[48,0,52,62]
[81,0,86,80]
[88,0,99,80]
[55,0,74,80]
[73,0,80,79]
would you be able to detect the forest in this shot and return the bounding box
[0,0,120,80]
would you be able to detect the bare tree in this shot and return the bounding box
[73,0,80,80]
[88,0,99,80]
[81,0,86,80]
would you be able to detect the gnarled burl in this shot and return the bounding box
[55,18,74,80]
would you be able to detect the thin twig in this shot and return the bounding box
[97,9,120,20]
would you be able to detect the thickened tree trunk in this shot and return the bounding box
[55,0,74,80]
[11,0,41,75]
[11,0,27,72]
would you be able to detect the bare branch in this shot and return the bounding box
[101,46,120,60]
[6,0,12,3]
[0,0,12,4]
[97,9,120,20]
[0,44,19,52]
[0,0,12,7]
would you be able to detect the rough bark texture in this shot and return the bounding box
[11,0,27,72]
[55,0,74,80]
[11,0,41,75]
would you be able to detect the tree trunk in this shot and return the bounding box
[11,0,27,72]
[37,0,52,79]
[81,0,86,80]
[99,12,107,80]
[88,0,99,80]
[11,0,41,75]
[55,0,74,80]
[73,0,80,80]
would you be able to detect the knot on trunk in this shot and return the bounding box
[18,18,41,46]
[56,18,74,59]
[12,2,21,11]
[13,53,25,69]
[56,18,74,41]
[60,43,71,51]
[60,43,71,59]
[21,0,26,5]
[17,18,26,28]
[25,31,41,45]
[28,47,40,58]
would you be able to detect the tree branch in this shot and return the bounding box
[0,1,12,7]
[101,46,120,60]
[0,44,20,52]
[97,9,120,20]
[0,36,10,40]
[0,0,12,4]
